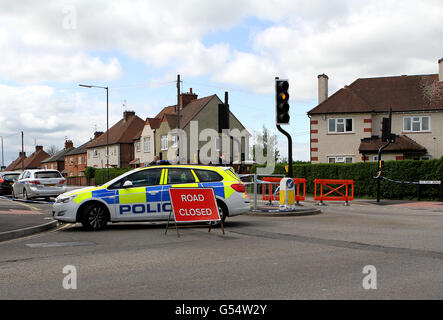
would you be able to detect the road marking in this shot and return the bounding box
[26,241,95,248]
[0,209,42,215]
[230,228,443,260]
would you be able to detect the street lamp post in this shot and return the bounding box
[79,84,109,181]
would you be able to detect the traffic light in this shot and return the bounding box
[276,79,290,125]
[381,117,391,142]
[381,117,396,143]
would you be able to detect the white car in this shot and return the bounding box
[12,169,67,201]
[53,165,250,230]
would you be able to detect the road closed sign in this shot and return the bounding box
[169,188,220,223]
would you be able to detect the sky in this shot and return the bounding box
[1,0,443,166]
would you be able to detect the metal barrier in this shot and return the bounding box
[262,177,282,202]
[262,177,306,204]
[240,174,306,209]
[314,179,354,206]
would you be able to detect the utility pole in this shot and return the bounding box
[1,136,4,169]
[21,131,24,171]
[177,74,181,162]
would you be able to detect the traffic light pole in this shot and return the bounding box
[276,125,293,178]
[376,108,394,203]
[376,140,391,203]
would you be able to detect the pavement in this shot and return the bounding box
[0,185,84,241]
[0,190,442,243]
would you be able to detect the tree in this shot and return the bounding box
[47,145,59,156]
[252,125,280,162]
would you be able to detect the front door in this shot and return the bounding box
[111,168,164,221]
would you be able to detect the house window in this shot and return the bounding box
[93,149,98,157]
[328,118,353,133]
[403,116,430,132]
[328,156,354,163]
[136,141,141,152]
[70,157,73,165]
[171,135,178,148]
[143,137,151,152]
[161,135,168,150]
[78,156,82,165]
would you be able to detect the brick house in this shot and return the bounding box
[308,59,443,163]
[41,140,75,175]
[64,140,90,177]
[86,111,145,168]
[4,152,27,171]
[134,89,250,166]
[7,146,50,171]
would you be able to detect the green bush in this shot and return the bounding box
[93,167,133,185]
[84,167,96,180]
[252,159,443,200]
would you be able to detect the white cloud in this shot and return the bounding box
[1,0,442,165]
[0,83,122,165]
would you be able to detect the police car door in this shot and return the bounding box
[161,168,199,219]
[113,168,163,221]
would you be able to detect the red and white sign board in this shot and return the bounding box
[169,188,220,223]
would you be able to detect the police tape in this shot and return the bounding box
[380,176,419,184]
[241,180,281,185]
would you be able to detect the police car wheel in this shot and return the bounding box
[217,201,227,223]
[81,203,108,231]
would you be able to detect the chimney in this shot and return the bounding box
[94,131,103,139]
[180,88,198,108]
[35,145,43,152]
[439,58,443,82]
[318,74,329,104]
[65,140,73,150]
[123,110,135,121]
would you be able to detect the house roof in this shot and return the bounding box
[22,147,50,169]
[65,140,90,156]
[145,117,161,130]
[4,154,26,171]
[359,135,427,153]
[86,114,145,148]
[155,95,217,130]
[155,105,177,119]
[308,74,443,115]
[41,147,75,163]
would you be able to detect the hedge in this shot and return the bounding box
[252,159,443,200]
[85,167,133,185]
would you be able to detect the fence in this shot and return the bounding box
[66,176,94,186]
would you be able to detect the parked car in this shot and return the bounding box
[12,169,67,201]
[0,171,21,195]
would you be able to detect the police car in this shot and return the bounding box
[53,165,250,230]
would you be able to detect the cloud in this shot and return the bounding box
[0,83,122,165]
